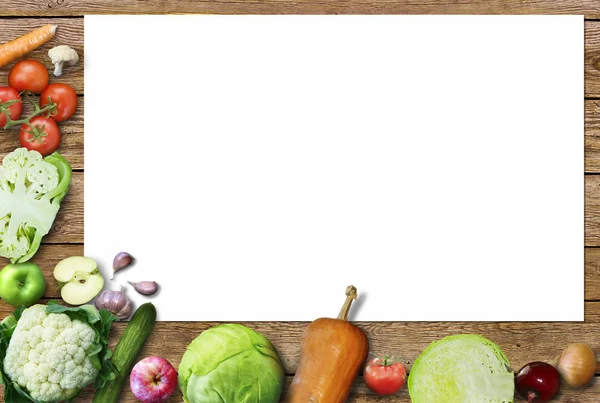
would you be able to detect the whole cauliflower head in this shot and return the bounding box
[3,305,99,402]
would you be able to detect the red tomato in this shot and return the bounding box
[9,60,49,93]
[19,116,61,156]
[0,86,22,127]
[364,355,407,395]
[40,83,78,122]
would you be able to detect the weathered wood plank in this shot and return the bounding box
[1,97,599,173]
[0,18,83,94]
[586,247,600,299]
[43,171,83,243]
[4,243,599,300]
[1,96,598,173]
[0,300,599,401]
[0,18,598,100]
[0,97,84,169]
[588,21,600,98]
[2,97,598,173]
[1,301,600,374]
[0,0,599,18]
[586,99,600,172]
[0,18,597,99]
[37,173,600,246]
[586,175,600,246]
[70,375,600,402]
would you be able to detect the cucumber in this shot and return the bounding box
[93,302,157,403]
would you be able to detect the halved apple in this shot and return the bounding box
[54,256,104,305]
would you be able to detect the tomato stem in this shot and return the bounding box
[1,91,56,130]
[23,123,48,144]
[0,98,21,125]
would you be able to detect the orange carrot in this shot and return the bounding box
[0,24,57,67]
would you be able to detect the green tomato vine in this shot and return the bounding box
[0,92,57,139]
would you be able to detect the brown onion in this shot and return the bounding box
[556,343,598,388]
[94,288,134,320]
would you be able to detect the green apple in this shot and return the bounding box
[0,263,46,307]
[54,256,104,305]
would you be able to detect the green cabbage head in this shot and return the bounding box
[178,324,285,403]
[408,334,514,403]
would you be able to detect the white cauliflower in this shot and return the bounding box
[0,148,72,263]
[0,303,116,403]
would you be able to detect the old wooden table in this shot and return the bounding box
[1,6,600,402]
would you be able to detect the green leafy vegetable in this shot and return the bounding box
[0,302,116,402]
[178,324,285,403]
[0,148,72,263]
[408,334,514,403]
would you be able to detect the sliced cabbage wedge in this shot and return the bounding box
[408,334,514,403]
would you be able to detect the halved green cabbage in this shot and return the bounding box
[408,334,514,403]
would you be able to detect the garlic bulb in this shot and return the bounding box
[94,288,134,320]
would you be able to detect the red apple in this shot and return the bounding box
[130,356,177,403]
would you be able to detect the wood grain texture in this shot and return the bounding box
[43,173,600,246]
[586,99,600,172]
[586,247,600,300]
[43,171,83,243]
[0,0,599,18]
[3,301,600,373]
[69,376,600,402]
[1,299,600,401]
[586,175,600,246]
[13,244,600,308]
[0,18,83,93]
[588,21,600,98]
[1,12,599,403]
[11,243,600,300]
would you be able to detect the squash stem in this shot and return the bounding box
[337,285,358,321]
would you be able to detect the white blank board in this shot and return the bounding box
[84,15,584,321]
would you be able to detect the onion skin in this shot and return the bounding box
[557,343,597,388]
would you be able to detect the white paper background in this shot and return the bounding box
[84,15,584,321]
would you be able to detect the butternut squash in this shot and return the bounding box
[285,286,369,403]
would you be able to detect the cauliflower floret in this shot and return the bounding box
[2,148,42,184]
[0,224,28,259]
[3,305,101,402]
[26,162,59,196]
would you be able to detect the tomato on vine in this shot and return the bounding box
[40,83,78,122]
[19,116,61,156]
[0,86,22,128]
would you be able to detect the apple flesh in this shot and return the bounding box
[0,263,46,307]
[54,256,104,305]
[130,356,177,403]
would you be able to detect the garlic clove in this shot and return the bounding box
[129,281,159,296]
[112,252,133,279]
